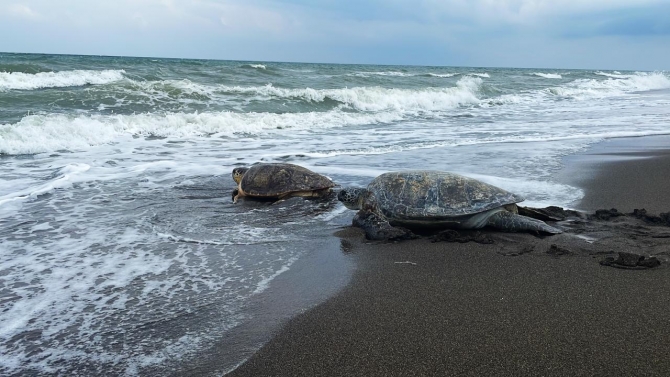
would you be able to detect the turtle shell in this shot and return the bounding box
[240,163,334,197]
[368,171,524,221]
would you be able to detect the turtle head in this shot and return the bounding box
[232,167,249,184]
[338,187,367,210]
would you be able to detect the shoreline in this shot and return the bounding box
[559,135,670,213]
[227,136,670,376]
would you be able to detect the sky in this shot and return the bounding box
[1,0,669,70]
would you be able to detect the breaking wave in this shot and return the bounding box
[349,71,412,77]
[0,69,125,90]
[240,64,267,70]
[532,72,562,79]
[212,76,483,112]
[548,72,670,98]
[594,71,630,78]
[0,109,406,155]
[426,73,459,78]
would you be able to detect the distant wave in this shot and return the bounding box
[0,69,125,90]
[210,76,483,112]
[548,72,670,98]
[348,71,462,78]
[467,73,490,78]
[594,71,630,78]
[531,72,562,79]
[115,76,482,113]
[426,73,459,78]
[349,71,412,77]
[0,63,47,74]
[240,64,267,70]
[347,71,461,78]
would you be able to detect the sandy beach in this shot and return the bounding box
[227,137,670,377]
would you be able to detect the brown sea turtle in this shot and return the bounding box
[337,171,562,240]
[232,163,334,202]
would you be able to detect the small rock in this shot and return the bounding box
[638,256,662,268]
[547,244,571,256]
[589,208,624,221]
[617,252,643,267]
[599,252,662,269]
[630,208,670,226]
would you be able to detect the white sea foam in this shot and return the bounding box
[350,71,459,78]
[468,73,490,78]
[0,188,307,374]
[463,172,583,208]
[0,69,125,90]
[594,71,630,78]
[0,79,484,155]
[107,77,484,112]
[0,163,91,205]
[532,72,562,79]
[427,73,459,78]
[253,255,299,294]
[549,72,670,99]
[350,71,412,77]
[215,76,482,112]
[240,64,266,70]
[0,109,405,155]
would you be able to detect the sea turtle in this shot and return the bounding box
[232,163,334,202]
[337,171,562,240]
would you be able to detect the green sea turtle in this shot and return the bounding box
[232,163,334,202]
[337,171,562,240]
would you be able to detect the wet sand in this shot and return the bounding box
[228,138,670,377]
[560,135,670,213]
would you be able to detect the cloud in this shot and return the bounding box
[217,3,295,33]
[0,0,668,69]
[591,5,670,36]
[4,3,41,20]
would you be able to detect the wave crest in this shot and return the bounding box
[0,69,125,91]
[215,76,482,112]
[548,72,670,98]
[531,72,562,79]
[240,64,267,70]
[0,109,408,155]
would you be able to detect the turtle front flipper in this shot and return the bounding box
[353,210,418,241]
[487,211,562,234]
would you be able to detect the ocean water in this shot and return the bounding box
[1,53,670,375]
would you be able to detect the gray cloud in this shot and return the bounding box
[0,0,668,70]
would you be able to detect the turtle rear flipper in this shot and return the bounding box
[354,210,418,241]
[487,211,562,234]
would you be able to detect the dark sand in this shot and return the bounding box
[228,139,670,377]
